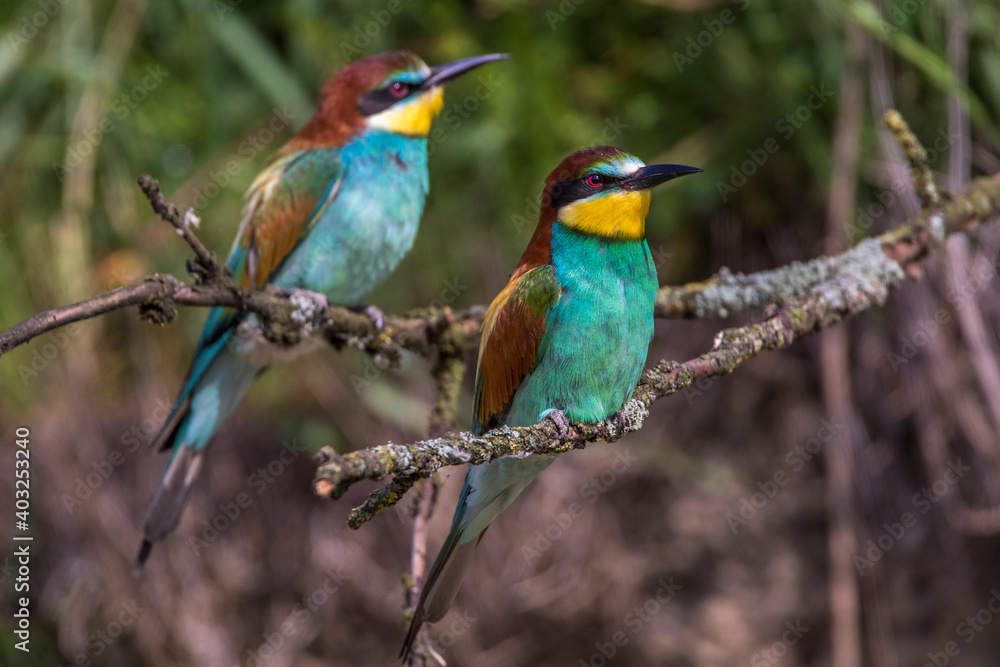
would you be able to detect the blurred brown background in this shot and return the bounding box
[3,0,1000,665]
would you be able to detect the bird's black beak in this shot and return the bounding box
[621,163,703,191]
[420,53,509,90]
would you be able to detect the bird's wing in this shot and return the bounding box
[472,264,561,434]
[401,264,561,658]
[228,148,342,289]
[196,147,342,351]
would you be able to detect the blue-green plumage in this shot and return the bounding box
[508,223,656,426]
[403,146,700,657]
[140,131,431,556]
[457,226,656,540]
[273,133,429,300]
[138,51,508,569]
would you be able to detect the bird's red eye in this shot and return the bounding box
[390,81,408,97]
[586,173,602,187]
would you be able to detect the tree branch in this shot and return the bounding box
[4,116,999,534]
[11,161,967,358]
[136,173,219,278]
[0,270,487,359]
[399,351,464,666]
[0,174,487,360]
[313,170,1000,526]
[882,109,941,206]
[655,247,890,319]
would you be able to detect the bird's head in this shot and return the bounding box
[296,51,507,145]
[542,146,702,241]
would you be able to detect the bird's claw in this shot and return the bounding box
[613,407,631,434]
[543,409,570,439]
[353,304,385,332]
[608,407,632,440]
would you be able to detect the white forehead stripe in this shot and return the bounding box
[616,158,643,175]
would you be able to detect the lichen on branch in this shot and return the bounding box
[2,114,999,533]
[313,165,1000,528]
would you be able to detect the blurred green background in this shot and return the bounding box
[2,0,1000,665]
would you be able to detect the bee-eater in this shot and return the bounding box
[401,146,700,656]
[135,51,507,570]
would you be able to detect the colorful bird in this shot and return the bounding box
[401,146,700,657]
[136,51,507,570]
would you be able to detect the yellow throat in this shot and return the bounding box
[558,189,651,241]
[366,87,445,137]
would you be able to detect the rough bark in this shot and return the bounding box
[315,162,1000,526]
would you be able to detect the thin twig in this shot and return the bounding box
[400,351,465,666]
[7,166,975,359]
[402,477,437,667]
[136,173,219,277]
[821,21,867,667]
[883,109,941,206]
[0,275,485,364]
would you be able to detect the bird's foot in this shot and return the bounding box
[542,409,570,439]
[351,304,386,332]
[611,407,631,437]
[288,288,330,326]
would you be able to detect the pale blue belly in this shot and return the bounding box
[273,132,429,306]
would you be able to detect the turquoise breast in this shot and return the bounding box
[274,131,429,305]
[505,222,658,427]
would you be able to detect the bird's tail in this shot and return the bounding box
[400,455,555,660]
[133,329,262,573]
[133,439,204,572]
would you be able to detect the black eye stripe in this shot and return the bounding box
[358,82,417,116]
[548,173,620,208]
